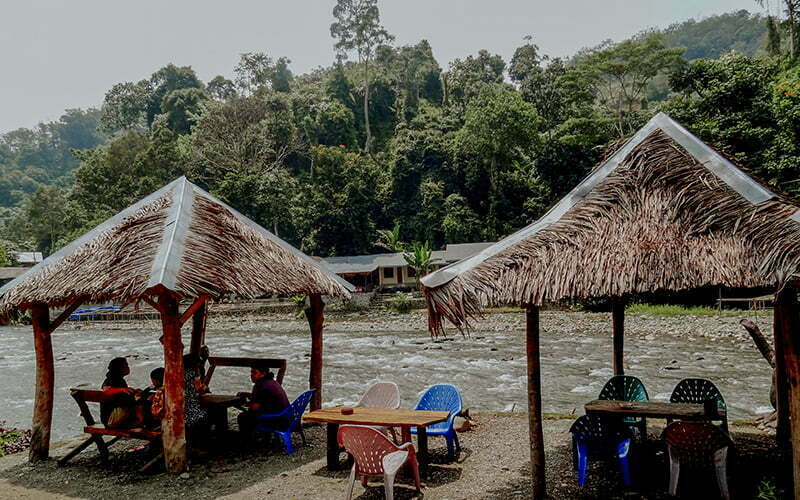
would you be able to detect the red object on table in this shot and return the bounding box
[341,406,354,415]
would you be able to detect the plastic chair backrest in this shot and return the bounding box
[670,378,726,410]
[414,384,462,415]
[598,376,649,402]
[663,421,732,466]
[570,415,631,444]
[357,382,400,409]
[339,425,401,476]
[285,389,316,423]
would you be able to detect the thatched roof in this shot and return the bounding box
[0,177,352,313]
[422,113,800,333]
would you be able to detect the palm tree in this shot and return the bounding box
[377,223,405,252]
[403,241,440,289]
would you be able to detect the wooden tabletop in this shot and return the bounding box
[304,406,450,427]
[584,400,727,420]
[200,394,244,407]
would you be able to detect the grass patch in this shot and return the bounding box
[625,303,759,317]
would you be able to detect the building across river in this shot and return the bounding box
[320,242,493,292]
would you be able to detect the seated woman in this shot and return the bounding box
[101,357,144,428]
[183,354,210,441]
[237,364,290,439]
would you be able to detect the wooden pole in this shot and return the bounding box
[525,303,546,499]
[158,293,187,474]
[189,302,207,358]
[305,294,324,411]
[775,290,791,445]
[775,284,800,498]
[612,299,625,376]
[30,303,53,461]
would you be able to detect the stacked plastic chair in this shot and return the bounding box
[570,415,633,488]
[598,375,649,440]
[410,384,463,459]
[339,425,421,500]
[356,382,401,442]
[663,421,733,500]
[669,378,728,432]
[254,389,315,454]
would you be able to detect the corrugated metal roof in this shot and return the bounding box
[421,112,782,289]
[0,267,26,280]
[321,242,494,275]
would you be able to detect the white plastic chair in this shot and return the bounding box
[357,382,400,441]
[338,425,421,500]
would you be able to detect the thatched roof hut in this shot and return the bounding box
[424,112,800,331]
[0,176,351,313]
[3,177,352,473]
[421,113,800,497]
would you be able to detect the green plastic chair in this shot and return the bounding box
[598,375,649,440]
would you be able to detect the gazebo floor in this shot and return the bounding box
[0,415,782,499]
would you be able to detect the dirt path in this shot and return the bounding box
[0,415,780,499]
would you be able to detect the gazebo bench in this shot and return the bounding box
[58,388,163,472]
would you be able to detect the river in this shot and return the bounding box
[0,312,773,441]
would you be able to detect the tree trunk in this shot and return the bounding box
[740,318,776,367]
[363,58,372,152]
[159,293,187,474]
[525,304,546,499]
[30,303,53,461]
[789,2,797,59]
[306,294,325,411]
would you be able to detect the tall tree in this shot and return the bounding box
[330,0,394,152]
[574,36,684,137]
[758,0,799,58]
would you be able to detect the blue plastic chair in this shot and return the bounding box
[254,389,315,454]
[410,384,463,459]
[570,415,633,488]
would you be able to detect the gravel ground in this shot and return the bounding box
[0,414,781,499]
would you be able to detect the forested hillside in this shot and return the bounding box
[2,5,797,260]
[660,9,766,60]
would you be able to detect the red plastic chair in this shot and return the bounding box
[338,425,421,500]
[663,421,733,500]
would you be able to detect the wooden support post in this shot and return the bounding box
[612,300,625,376]
[775,284,800,498]
[306,294,324,411]
[775,291,791,445]
[525,303,546,499]
[189,302,207,358]
[158,293,187,474]
[30,303,53,461]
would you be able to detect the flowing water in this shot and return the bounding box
[0,316,772,441]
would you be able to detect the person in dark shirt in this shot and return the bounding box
[237,364,290,440]
[101,357,141,428]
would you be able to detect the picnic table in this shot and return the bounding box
[303,406,451,477]
[584,399,727,422]
[200,393,245,432]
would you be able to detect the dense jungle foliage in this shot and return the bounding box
[2,6,797,259]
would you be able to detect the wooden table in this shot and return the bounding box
[303,406,451,477]
[584,400,727,421]
[200,393,244,432]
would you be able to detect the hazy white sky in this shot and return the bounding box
[0,0,759,133]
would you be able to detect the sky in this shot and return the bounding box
[0,0,761,133]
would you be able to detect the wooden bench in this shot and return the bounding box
[58,388,163,472]
[203,356,287,387]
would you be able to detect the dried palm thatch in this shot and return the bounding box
[0,177,352,314]
[422,113,800,334]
